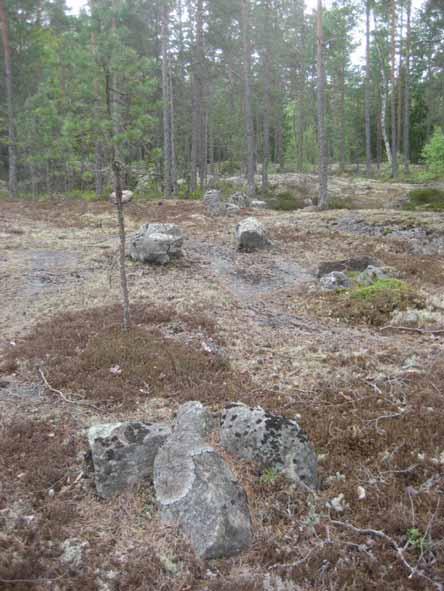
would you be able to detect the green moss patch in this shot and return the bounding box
[332,279,424,326]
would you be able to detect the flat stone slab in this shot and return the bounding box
[87,421,171,498]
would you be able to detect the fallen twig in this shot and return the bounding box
[331,519,443,591]
[38,368,100,411]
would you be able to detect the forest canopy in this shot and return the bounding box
[0,0,443,199]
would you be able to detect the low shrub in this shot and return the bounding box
[332,279,424,326]
[403,187,444,211]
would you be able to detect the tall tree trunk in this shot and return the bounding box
[190,0,205,193]
[376,104,382,171]
[364,0,372,176]
[374,19,392,166]
[161,0,172,197]
[261,0,272,192]
[316,0,328,209]
[240,0,255,197]
[397,4,404,154]
[390,0,398,177]
[296,0,306,172]
[403,0,411,174]
[90,17,105,197]
[0,0,17,198]
[169,66,177,193]
[339,60,345,174]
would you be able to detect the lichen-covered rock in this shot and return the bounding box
[220,403,318,489]
[319,271,352,291]
[230,192,250,208]
[129,223,184,265]
[356,265,391,286]
[87,421,171,498]
[109,189,133,204]
[236,217,270,251]
[154,401,252,559]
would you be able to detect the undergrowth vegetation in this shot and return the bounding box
[328,279,425,326]
[3,304,249,410]
[404,188,444,212]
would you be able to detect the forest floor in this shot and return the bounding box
[1,177,443,590]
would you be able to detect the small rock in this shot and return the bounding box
[203,190,225,215]
[318,256,379,278]
[236,217,270,252]
[230,192,250,208]
[250,200,267,209]
[356,265,391,286]
[88,421,171,498]
[154,401,252,559]
[319,271,352,291]
[129,223,184,265]
[357,486,366,500]
[225,202,241,215]
[220,403,317,489]
[60,538,89,573]
[109,190,133,204]
[326,493,348,513]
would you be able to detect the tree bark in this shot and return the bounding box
[390,0,398,177]
[316,0,328,209]
[296,0,306,172]
[161,0,172,197]
[169,65,177,192]
[365,0,372,176]
[0,0,17,198]
[261,0,272,192]
[403,0,411,174]
[240,0,255,197]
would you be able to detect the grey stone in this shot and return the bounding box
[250,200,268,209]
[203,190,224,215]
[60,538,89,573]
[154,401,252,559]
[317,256,380,278]
[88,421,171,498]
[225,203,241,215]
[356,265,391,286]
[129,223,184,265]
[230,192,251,208]
[220,403,317,489]
[109,189,133,204]
[236,217,270,251]
[319,271,352,291]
